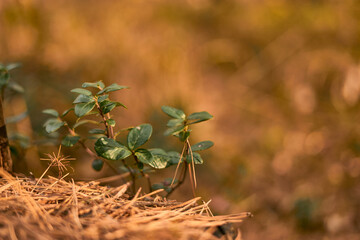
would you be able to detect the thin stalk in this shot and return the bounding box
[106,113,114,138]
[133,155,152,192]
[188,162,196,197]
[170,143,187,186]
[186,139,197,188]
[94,98,114,139]
[166,163,187,198]
[122,159,136,194]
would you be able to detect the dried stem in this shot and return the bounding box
[170,143,187,186]
[186,139,197,189]
[188,163,196,197]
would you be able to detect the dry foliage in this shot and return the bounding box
[0,169,250,240]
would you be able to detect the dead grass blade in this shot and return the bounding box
[0,168,250,240]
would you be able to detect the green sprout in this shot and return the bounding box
[161,106,214,197]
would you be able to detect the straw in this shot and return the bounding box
[0,168,251,240]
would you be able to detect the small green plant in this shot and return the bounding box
[43,80,213,196]
[160,106,214,196]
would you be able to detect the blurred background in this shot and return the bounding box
[1,0,360,239]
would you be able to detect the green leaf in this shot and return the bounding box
[61,135,80,147]
[99,100,126,114]
[178,130,190,142]
[71,88,92,96]
[127,124,153,150]
[166,151,181,167]
[106,119,116,127]
[43,118,65,133]
[89,129,106,134]
[87,136,100,140]
[161,106,186,119]
[135,149,153,165]
[164,125,185,136]
[85,111,98,116]
[191,141,214,151]
[5,63,21,71]
[186,152,203,164]
[167,119,184,127]
[74,101,96,117]
[97,83,129,94]
[94,137,132,160]
[73,94,94,104]
[97,94,109,103]
[73,120,99,129]
[0,72,10,88]
[61,108,74,117]
[8,81,24,93]
[5,111,28,124]
[82,81,105,89]
[187,111,213,124]
[136,162,143,170]
[0,66,10,87]
[0,70,9,81]
[9,133,30,148]
[148,148,169,169]
[42,109,59,117]
[92,159,104,171]
[116,101,127,109]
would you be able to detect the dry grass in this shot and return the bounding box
[0,169,250,240]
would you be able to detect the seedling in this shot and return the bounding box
[161,106,214,196]
[43,81,214,196]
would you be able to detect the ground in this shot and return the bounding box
[0,169,250,240]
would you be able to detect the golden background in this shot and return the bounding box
[1,0,360,239]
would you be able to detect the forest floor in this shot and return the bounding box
[0,169,250,240]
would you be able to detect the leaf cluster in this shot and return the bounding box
[43,81,129,171]
[43,81,214,195]
[161,105,214,164]
[150,106,214,194]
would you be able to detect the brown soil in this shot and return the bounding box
[0,169,250,240]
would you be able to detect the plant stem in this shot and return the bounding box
[106,113,114,138]
[133,155,152,192]
[186,139,197,189]
[122,159,136,194]
[94,98,114,139]
[170,142,187,186]
[166,163,187,198]
[188,162,196,197]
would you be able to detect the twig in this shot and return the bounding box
[171,143,187,186]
